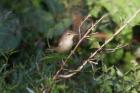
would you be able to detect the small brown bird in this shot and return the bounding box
[52,31,77,53]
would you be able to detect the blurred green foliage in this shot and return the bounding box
[0,8,21,51]
[0,0,140,93]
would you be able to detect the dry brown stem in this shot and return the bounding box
[53,14,108,80]
[58,8,140,79]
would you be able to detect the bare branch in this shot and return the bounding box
[58,8,140,79]
[105,44,128,53]
[78,14,91,39]
[53,14,108,80]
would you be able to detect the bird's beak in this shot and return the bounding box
[73,33,78,36]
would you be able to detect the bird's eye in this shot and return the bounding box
[67,33,71,35]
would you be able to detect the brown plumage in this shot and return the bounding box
[54,31,77,53]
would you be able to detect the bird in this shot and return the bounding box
[49,31,77,53]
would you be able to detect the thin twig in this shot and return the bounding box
[53,14,108,80]
[58,8,140,79]
[105,44,128,53]
[78,14,91,39]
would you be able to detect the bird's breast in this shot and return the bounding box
[57,39,73,52]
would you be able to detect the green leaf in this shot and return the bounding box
[119,27,132,43]
[104,49,124,65]
[41,53,68,63]
[0,8,21,51]
[88,36,101,48]
[99,0,140,25]
[87,0,140,26]
[44,0,64,14]
[47,18,72,39]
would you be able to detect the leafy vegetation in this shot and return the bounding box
[0,0,140,93]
